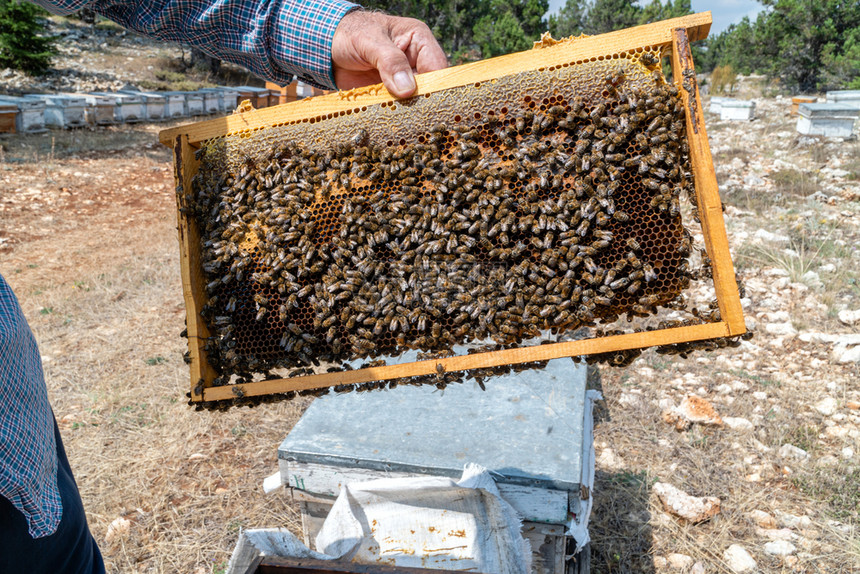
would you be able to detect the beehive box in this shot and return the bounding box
[790,96,816,116]
[161,12,745,407]
[91,91,144,123]
[0,100,17,133]
[121,90,167,121]
[0,96,47,133]
[26,94,88,128]
[796,103,859,138]
[719,99,755,121]
[78,93,117,126]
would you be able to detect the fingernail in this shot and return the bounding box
[393,71,415,95]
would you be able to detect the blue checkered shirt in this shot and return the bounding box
[31,0,359,89]
[8,1,357,538]
[0,273,60,539]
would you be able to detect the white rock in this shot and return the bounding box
[723,544,757,572]
[841,446,855,459]
[801,270,822,287]
[105,516,132,544]
[818,263,836,273]
[764,540,796,556]
[724,417,754,431]
[765,321,797,336]
[766,310,790,322]
[691,562,706,574]
[618,392,643,407]
[597,447,622,469]
[835,334,860,346]
[776,510,813,530]
[779,444,809,461]
[653,482,721,524]
[667,553,694,569]
[834,345,860,364]
[814,397,838,416]
[838,309,860,325]
[798,332,839,344]
[756,527,798,541]
[753,391,768,400]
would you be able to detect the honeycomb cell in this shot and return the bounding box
[190,48,693,380]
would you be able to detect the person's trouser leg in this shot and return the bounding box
[0,415,105,574]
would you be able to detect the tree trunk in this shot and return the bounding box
[190,47,221,75]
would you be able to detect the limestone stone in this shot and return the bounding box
[814,397,838,416]
[724,417,754,431]
[838,309,860,325]
[667,553,693,569]
[723,545,757,572]
[653,482,721,524]
[764,540,796,556]
[779,444,809,461]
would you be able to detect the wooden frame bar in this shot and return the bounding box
[165,12,746,404]
[160,12,710,146]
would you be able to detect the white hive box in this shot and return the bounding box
[159,92,186,118]
[797,103,859,138]
[709,96,728,114]
[826,90,860,110]
[198,89,221,114]
[182,91,205,116]
[26,94,87,128]
[720,98,755,120]
[296,81,316,99]
[75,93,117,125]
[121,91,167,121]
[277,357,595,574]
[90,91,144,123]
[215,87,240,112]
[0,96,46,133]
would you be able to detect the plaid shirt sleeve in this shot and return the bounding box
[30,0,359,89]
[0,273,61,539]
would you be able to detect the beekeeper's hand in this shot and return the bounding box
[331,10,448,98]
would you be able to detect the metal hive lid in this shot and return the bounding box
[278,356,588,492]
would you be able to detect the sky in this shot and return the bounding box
[545,0,767,35]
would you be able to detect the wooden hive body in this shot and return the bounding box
[161,12,745,406]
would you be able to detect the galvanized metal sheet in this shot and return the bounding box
[278,356,588,493]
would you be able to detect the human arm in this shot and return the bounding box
[30,0,447,96]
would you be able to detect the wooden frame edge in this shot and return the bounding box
[159,12,711,147]
[171,15,753,404]
[670,28,746,337]
[198,322,729,401]
[176,135,219,397]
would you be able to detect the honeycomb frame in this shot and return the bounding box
[161,12,745,404]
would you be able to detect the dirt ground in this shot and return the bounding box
[0,104,858,572]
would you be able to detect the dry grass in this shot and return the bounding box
[1,134,312,573]
[1,110,857,573]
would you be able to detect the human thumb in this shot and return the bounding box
[374,42,417,98]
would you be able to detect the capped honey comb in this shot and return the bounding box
[164,15,746,406]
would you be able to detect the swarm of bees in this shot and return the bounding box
[184,54,743,409]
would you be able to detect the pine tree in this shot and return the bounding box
[0,0,56,75]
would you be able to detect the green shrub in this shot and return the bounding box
[0,0,57,75]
